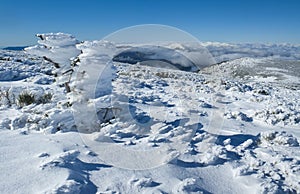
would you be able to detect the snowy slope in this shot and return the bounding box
[0,34,300,194]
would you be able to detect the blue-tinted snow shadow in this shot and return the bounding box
[69,159,111,194]
[52,157,112,194]
[216,134,258,147]
[171,130,258,168]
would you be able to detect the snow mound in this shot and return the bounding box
[48,180,82,194]
[129,177,160,188]
[174,178,204,194]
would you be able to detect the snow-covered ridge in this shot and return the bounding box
[1,32,300,193]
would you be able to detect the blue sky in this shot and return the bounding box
[1,0,299,46]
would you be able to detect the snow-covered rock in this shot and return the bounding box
[25,33,81,85]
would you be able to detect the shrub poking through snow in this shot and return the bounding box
[37,93,52,104]
[18,91,35,106]
[1,88,53,107]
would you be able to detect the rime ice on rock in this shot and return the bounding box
[25,33,81,90]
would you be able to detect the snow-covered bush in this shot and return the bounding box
[258,131,299,147]
[220,80,253,92]
[225,111,253,122]
[255,107,300,126]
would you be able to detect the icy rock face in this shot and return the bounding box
[25,33,81,85]
[25,33,117,133]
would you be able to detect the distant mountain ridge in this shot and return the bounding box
[2,46,28,51]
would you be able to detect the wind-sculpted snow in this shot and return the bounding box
[1,34,300,193]
[25,33,81,68]
[71,40,116,132]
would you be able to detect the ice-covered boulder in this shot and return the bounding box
[70,40,117,133]
[25,33,117,132]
